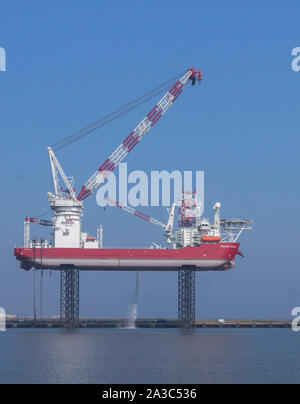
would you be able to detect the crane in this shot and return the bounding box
[106,198,176,245]
[76,67,202,201]
[44,67,202,249]
[25,217,53,226]
[24,217,53,248]
[48,147,76,201]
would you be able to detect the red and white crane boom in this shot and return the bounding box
[25,217,53,227]
[107,199,166,229]
[107,199,176,245]
[77,67,202,201]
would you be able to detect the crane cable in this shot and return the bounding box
[51,71,185,152]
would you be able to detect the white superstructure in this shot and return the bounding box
[47,147,83,248]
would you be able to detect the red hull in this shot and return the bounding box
[14,243,240,272]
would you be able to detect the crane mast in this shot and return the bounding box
[48,147,76,201]
[47,148,83,248]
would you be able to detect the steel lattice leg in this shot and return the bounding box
[178,268,195,329]
[60,268,80,329]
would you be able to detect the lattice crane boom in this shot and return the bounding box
[107,199,176,245]
[77,67,202,201]
[106,199,166,229]
[25,217,53,227]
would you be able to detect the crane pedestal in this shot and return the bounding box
[178,268,195,329]
[60,268,80,329]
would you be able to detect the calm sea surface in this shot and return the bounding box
[0,328,299,384]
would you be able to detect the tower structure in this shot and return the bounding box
[178,268,196,328]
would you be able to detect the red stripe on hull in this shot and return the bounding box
[14,243,240,271]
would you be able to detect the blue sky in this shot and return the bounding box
[0,0,300,319]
